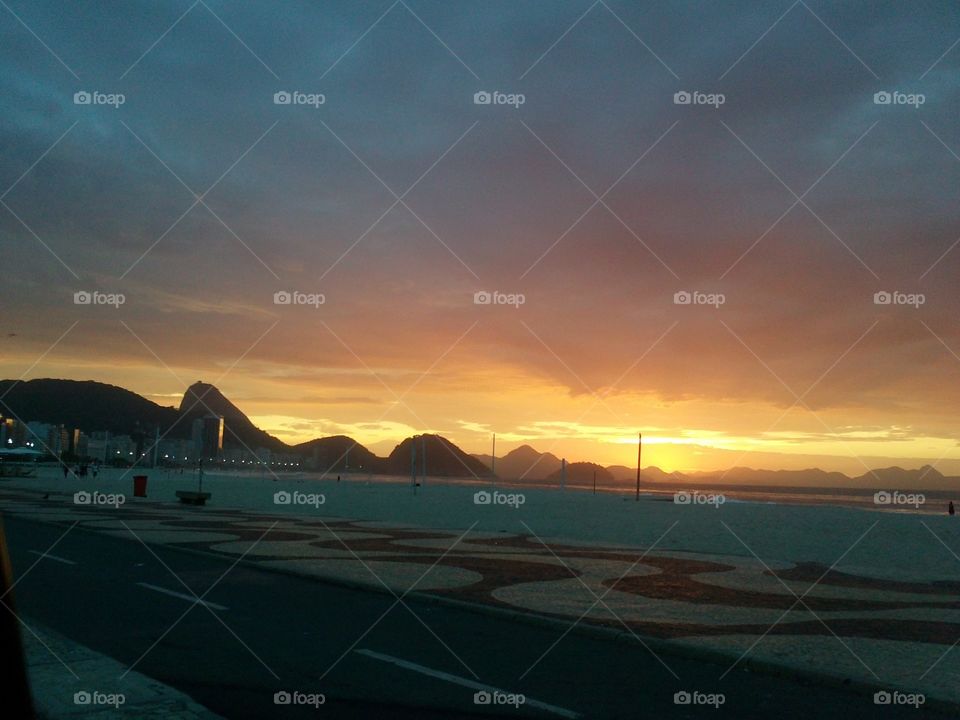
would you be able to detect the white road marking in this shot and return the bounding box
[136,583,228,611]
[355,649,580,719]
[28,550,76,565]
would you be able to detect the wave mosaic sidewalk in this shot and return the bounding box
[3,485,959,709]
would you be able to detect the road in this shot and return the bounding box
[3,513,948,719]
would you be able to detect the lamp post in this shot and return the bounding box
[635,432,642,501]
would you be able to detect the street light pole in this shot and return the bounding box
[635,432,642,501]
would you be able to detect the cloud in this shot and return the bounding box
[4,0,960,472]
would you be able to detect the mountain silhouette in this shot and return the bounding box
[0,379,178,435]
[179,381,286,451]
[3,379,955,487]
[388,434,491,478]
[292,435,380,473]
[852,465,944,485]
[545,461,614,486]
[473,444,562,480]
[0,379,493,478]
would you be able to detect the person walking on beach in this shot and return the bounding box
[949,501,955,516]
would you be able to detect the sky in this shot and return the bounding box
[2,1,960,475]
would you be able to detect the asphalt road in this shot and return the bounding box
[2,513,949,719]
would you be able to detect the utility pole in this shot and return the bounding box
[411,438,417,494]
[421,434,426,486]
[635,432,642,501]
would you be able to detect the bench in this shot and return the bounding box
[175,491,211,506]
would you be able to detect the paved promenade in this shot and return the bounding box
[3,484,959,709]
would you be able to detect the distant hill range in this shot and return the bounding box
[544,462,614,487]
[473,444,562,480]
[2,379,954,488]
[480,444,959,491]
[292,433,490,477]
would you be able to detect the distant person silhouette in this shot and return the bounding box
[949,501,955,516]
[61,465,68,480]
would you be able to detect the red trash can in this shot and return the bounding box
[133,475,148,497]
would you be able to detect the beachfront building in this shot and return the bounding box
[85,432,137,464]
[0,417,28,448]
[156,438,197,464]
[191,415,224,461]
[25,421,70,458]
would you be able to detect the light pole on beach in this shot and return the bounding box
[635,432,642,501]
